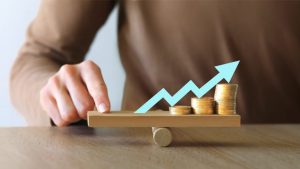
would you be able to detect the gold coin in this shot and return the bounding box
[191,97,214,107]
[169,106,192,115]
[193,108,214,115]
[214,84,238,100]
[217,109,236,115]
[214,84,238,115]
[191,97,215,114]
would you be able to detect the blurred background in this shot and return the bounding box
[0,1,124,126]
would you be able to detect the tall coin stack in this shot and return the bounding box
[214,84,238,115]
[191,97,215,115]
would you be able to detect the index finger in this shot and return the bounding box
[80,61,110,113]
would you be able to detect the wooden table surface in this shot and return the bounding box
[1,125,299,169]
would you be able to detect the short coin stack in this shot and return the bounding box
[191,97,214,115]
[214,84,238,115]
[169,106,192,115]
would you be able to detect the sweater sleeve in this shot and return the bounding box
[10,0,116,126]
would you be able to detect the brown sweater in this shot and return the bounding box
[10,0,300,126]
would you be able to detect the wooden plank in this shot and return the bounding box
[88,111,241,127]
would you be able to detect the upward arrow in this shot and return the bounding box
[135,60,240,113]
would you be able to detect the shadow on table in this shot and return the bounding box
[55,126,97,136]
[52,126,151,146]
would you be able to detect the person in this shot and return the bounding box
[10,0,300,126]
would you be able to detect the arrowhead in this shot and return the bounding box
[215,60,240,82]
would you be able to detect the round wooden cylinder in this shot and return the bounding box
[152,127,172,147]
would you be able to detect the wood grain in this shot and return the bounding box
[0,125,300,169]
[88,111,241,127]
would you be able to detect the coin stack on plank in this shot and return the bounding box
[169,106,192,115]
[191,97,215,115]
[214,84,238,115]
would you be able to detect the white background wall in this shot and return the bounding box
[0,1,125,126]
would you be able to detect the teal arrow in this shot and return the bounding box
[135,60,240,113]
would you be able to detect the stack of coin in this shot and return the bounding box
[191,97,215,115]
[169,106,192,115]
[214,84,238,115]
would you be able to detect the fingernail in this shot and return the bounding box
[98,103,108,113]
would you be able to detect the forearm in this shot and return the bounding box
[9,0,115,126]
[10,49,60,126]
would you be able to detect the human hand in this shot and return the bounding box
[40,60,110,126]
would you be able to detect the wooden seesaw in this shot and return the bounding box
[88,110,241,147]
